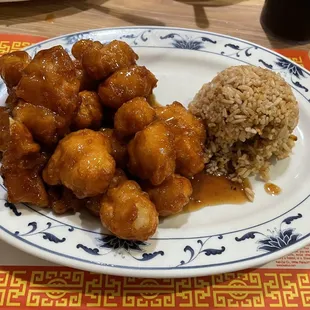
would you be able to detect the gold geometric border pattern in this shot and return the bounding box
[1,267,310,308]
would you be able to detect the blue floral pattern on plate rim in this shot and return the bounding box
[1,27,310,278]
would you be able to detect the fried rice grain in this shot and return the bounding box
[189,65,299,200]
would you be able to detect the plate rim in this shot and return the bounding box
[19,25,310,77]
[2,223,310,278]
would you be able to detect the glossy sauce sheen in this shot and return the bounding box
[264,183,281,196]
[184,173,248,212]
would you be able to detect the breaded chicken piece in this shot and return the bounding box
[156,102,206,177]
[100,180,158,241]
[48,186,85,215]
[85,168,128,217]
[0,51,31,88]
[6,119,40,156]
[16,46,79,131]
[0,51,31,112]
[73,60,98,91]
[144,174,193,217]
[0,107,10,152]
[156,101,206,144]
[85,195,102,217]
[108,168,128,189]
[5,87,19,111]
[114,97,156,137]
[1,118,48,207]
[71,39,103,61]
[72,91,103,130]
[174,135,205,177]
[43,129,115,198]
[100,128,128,168]
[98,65,158,109]
[128,121,176,185]
[13,102,66,146]
[74,40,138,80]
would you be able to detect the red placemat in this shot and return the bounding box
[1,34,310,310]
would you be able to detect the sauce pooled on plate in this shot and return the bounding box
[183,172,248,213]
[264,183,281,196]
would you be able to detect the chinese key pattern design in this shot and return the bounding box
[0,41,31,55]
[2,267,310,309]
[0,35,47,56]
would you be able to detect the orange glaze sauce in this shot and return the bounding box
[146,96,249,212]
[183,172,248,213]
[264,183,281,196]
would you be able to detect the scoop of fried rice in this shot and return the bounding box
[189,65,299,200]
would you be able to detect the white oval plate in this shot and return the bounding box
[1,27,310,278]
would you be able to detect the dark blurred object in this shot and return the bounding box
[261,0,310,42]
